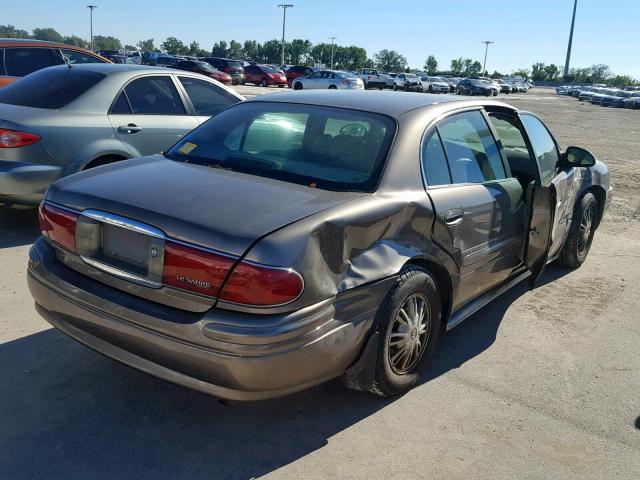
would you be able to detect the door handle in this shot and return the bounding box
[444,209,464,226]
[118,124,143,134]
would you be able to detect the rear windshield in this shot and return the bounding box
[224,61,243,69]
[261,65,280,73]
[166,102,396,192]
[0,67,105,109]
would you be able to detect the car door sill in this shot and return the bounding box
[446,269,531,331]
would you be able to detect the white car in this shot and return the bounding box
[393,73,422,91]
[420,76,450,93]
[292,70,364,90]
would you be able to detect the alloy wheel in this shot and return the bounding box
[387,293,431,375]
[578,203,595,255]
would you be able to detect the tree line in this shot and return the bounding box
[2,24,637,85]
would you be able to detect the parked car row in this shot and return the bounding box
[556,84,640,109]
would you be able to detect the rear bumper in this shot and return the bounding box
[0,160,61,204]
[27,238,385,400]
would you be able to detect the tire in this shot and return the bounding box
[394,84,398,91]
[293,82,303,90]
[559,192,598,268]
[428,85,433,93]
[328,84,337,89]
[260,79,268,87]
[371,266,442,397]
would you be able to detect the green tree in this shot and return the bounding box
[123,44,137,51]
[424,55,438,75]
[258,39,282,64]
[137,39,156,52]
[243,40,260,60]
[531,62,546,81]
[511,68,531,79]
[227,40,243,59]
[373,49,407,72]
[450,58,464,76]
[543,64,560,81]
[608,75,639,87]
[63,35,88,48]
[310,42,331,65]
[0,24,31,38]
[32,27,63,43]
[93,35,122,52]
[210,41,228,57]
[161,37,187,55]
[589,64,611,83]
[462,59,482,77]
[287,38,311,65]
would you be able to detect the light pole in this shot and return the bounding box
[330,36,337,69]
[564,0,578,80]
[87,5,98,51]
[278,4,293,67]
[481,40,493,76]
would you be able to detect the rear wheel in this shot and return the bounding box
[293,82,303,90]
[394,84,398,91]
[260,79,268,87]
[371,266,442,396]
[328,84,337,89]
[559,192,598,268]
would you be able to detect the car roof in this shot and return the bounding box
[43,63,177,76]
[248,90,511,117]
[0,38,98,52]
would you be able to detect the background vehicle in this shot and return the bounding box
[127,51,142,64]
[393,73,421,91]
[440,76,460,92]
[0,38,109,88]
[456,78,493,96]
[356,68,391,89]
[419,76,450,93]
[623,96,640,109]
[286,65,316,85]
[154,55,181,68]
[200,57,245,85]
[0,64,243,205]
[292,70,363,90]
[170,60,232,84]
[244,64,288,87]
[28,91,610,401]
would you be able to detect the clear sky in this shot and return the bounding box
[6,0,640,78]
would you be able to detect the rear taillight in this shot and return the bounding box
[0,128,40,148]
[220,262,303,306]
[162,240,235,298]
[162,240,303,306]
[39,202,78,252]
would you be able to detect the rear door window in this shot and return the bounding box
[421,131,452,186]
[178,76,239,116]
[123,76,186,115]
[0,67,104,108]
[60,49,104,65]
[4,47,64,77]
[436,110,506,184]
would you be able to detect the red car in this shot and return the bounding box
[286,65,317,85]
[170,60,233,85]
[244,64,287,87]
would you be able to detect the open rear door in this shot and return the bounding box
[524,182,556,288]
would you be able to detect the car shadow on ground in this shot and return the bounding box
[0,265,570,480]
[0,206,40,249]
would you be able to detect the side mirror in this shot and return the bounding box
[564,146,596,167]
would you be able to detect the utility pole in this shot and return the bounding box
[481,40,493,76]
[87,5,98,51]
[278,4,293,67]
[330,36,337,69]
[564,0,578,80]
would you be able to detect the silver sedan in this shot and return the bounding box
[0,64,243,205]
[292,70,364,90]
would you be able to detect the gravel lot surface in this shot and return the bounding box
[1,88,638,479]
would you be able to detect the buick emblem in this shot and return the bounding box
[150,247,158,258]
